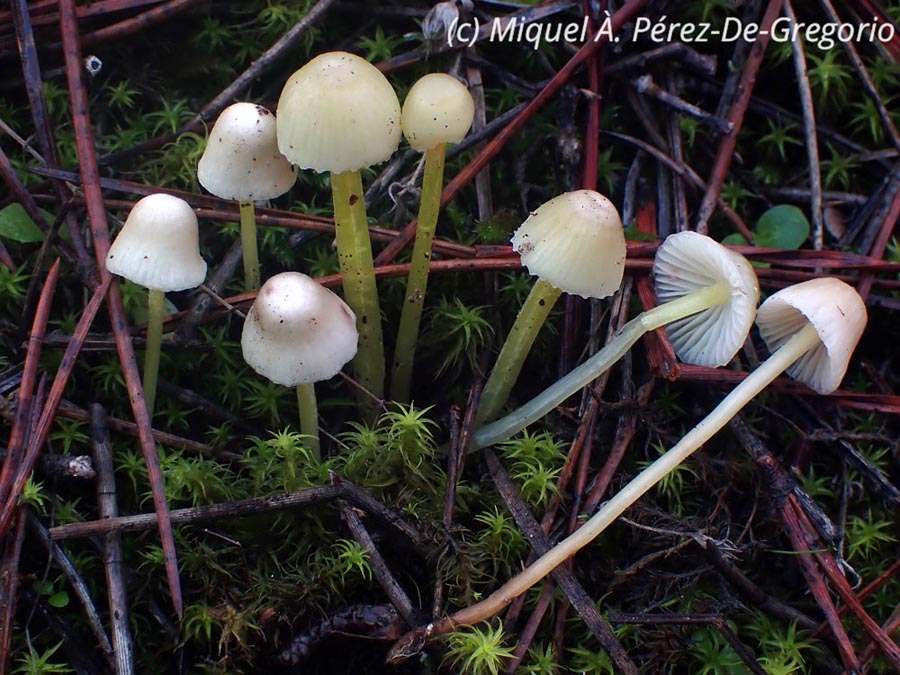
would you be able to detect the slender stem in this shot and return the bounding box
[239,200,260,291]
[472,282,732,449]
[142,288,165,418]
[331,170,384,407]
[476,279,562,424]
[296,383,320,460]
[451,321,821,628]
[391,144,446,403]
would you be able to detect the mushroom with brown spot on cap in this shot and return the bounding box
[475,190,627,425]
[391,73,475,402]
[241,272,358,457]
[106,193,207,417]
[197,102,296,290]
[277,51,401,409]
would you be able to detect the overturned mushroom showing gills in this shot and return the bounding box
[277,51,401,406]
[391,73,474,402]
[106,193,207,417]
[241,272,358,457]
[475,190,627,424]
[472,230,759,447]
[427,277,865,637]
[197,102,296,290]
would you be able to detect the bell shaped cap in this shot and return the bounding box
[755,277,866,394]
[198,102,297,201]
[241,272,358,386]
[653,231,759,367]
[106,193,207,292]
[510,190,626,299]
[401,73,475,151]
[276,51,401,174]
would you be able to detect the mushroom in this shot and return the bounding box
[277,51,401,404]
[434,277,866,633]
[391,73,474,402]
[106,193,207,416]
[197,102,296,290]
[241,272,358,457]
[472,230,759,445]
[476,190,628,425]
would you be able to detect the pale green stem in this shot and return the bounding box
[239,200,260,291]
[142,288,165,418]
[451,321,820,628]
[476,279,562,425]
[330,170,385,405]
[472,282,732,450]
[296,383,320,460]
[391,144,446,403]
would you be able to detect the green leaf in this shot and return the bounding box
[720,233,748,247]
[48,591,70,608]
[754,205,810,249]
[0,203,44,243]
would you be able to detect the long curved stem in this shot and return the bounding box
[142,288,165,418]
[449,321,820,628]
[331,170,384,407]
[239,200,260,291]
[476,279,562,425]
[391,144,446,403]
[472,282,732,450]
[296,383,320,460]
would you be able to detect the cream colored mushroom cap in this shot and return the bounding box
[241,272,358,386]
[510,190,626,299]
[653,231,759,367]
[401,73,475,151]
[755,277,866,394]
[276,51,401,173]
[198,102,297,201]
[106,193,207,292]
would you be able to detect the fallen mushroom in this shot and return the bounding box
[475,190,627,424]
[277,51,401,404]
[198,102,296,291]
[390,73,474,402]
[106,193,207,417]
[472,230,759,446]
[241,272,358,457]
[428,277,865,635]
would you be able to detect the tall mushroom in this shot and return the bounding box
[472,230,759,445]
[106,193,207,416]
[197,102,296,291]
[277,51,401,404]
[390,73,474,402]
[475,190,627,424]
[241,272,358,458]
[437,277,866,632]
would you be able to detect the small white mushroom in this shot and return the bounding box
[241,272,358,456]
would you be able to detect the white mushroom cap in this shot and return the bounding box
[106,193,207,292]
[197,102,297,201]
[401,73,475,151]
[510,190,626,299]
[755,277,866,394]
[653,231,759,367]
[241,272,358,386]
[276,51,401,174]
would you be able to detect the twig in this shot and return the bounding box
[58,0,182,617]
[189,0,337,129]
[91,403,135,675]
[783,0,824,249]
[339,502,420,628]
[694,0,784,234]
[0,512,27,675]
[25,512,113,663]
